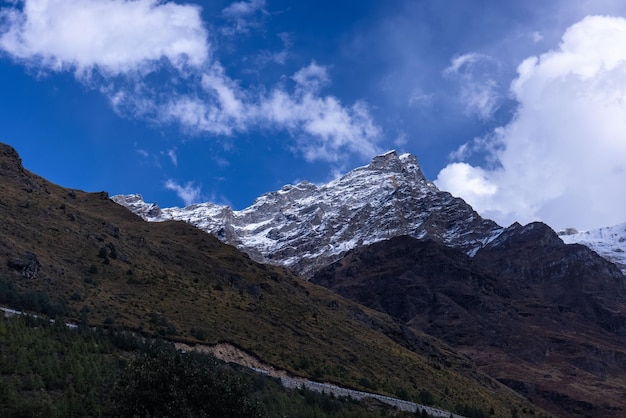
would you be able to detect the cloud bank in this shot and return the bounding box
[436,16,626,231]
[0,0,380,172]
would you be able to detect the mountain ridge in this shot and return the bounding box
[114,150,503,276]
[115,150,625,276]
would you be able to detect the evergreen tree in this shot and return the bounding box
[112,343,262,417]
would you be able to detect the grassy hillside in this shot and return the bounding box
[0,143,543,417]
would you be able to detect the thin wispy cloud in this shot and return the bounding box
[407,89,434,107]
[164,179,202,206]
[166,149,178,166]
[443,53,502,120]
[436,15,626,230]
[135,148,150,158]
[220,0,268,35]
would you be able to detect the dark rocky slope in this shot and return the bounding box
[312,226,626,417]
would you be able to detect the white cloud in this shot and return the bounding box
[259,72,381,162]
[0,0,208,76]
[166,149,178,166]
[221,0,267,35]
[164,179,201,206]
[292,61,330,92]
[436,15,626,231]
[160,61,382,163]
[437,162,498,201]
[394,132,408,147]
[443,53,502,120]
[0,0,381,166]
[408,89,433,107]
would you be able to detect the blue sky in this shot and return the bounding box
[1,0,626,231]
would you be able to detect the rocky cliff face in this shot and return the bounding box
[113,151,502,276]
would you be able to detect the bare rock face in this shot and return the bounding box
[0,143,47,194]
[473,222,626,335]
[113,151,502,277]
[7,252,41,279]
[112,194,163,219]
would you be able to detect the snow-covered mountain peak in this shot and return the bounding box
[113,151,501,276]
[347,150,427,183]
[113,194,163,219]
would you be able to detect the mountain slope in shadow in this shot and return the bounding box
[312,232,626,417]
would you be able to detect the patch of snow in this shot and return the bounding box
[560,222,626,274]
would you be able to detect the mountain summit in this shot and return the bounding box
[114,150,502,276]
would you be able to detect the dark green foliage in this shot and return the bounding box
[254,377,415,418]
[455,404,489,418]
[418,389,434,406]
[98,247,108,260]
[112,343,262,418]
[0,313,430,417]
[189,326,207,341]
[148,312,178,336]
[0,278,67,318]
[79,305,90,330]
[0,314,118,417]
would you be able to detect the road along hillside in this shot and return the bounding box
[176,342,464,418]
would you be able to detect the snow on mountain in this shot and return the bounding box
[559,223,626,274]
[113,151,503,276]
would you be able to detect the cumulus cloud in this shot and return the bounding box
[443,53,502,120]
[0,0,380,165]
[436,16,626,231]
[164,179,202,206]
[0,0,208,76]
